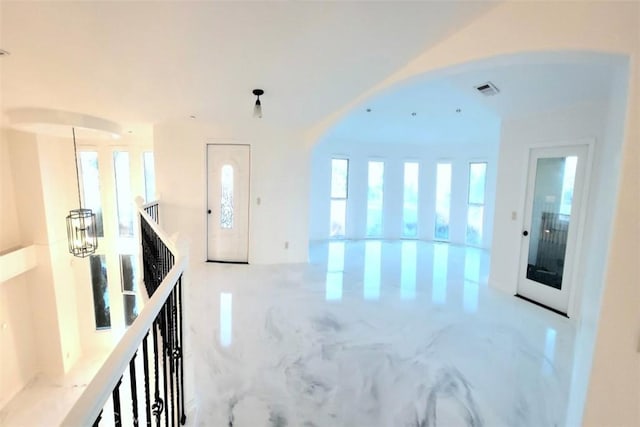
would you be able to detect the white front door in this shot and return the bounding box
[207,144,250,262]
[517,145,588,315]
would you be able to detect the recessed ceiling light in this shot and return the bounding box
[411,112,417,117]
[189,115,196,119]
[366,108,372,113]
[0,49,10,56]
[456,108,462,113]
[128,130,133,134]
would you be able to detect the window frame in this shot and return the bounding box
[366,159,385,237]
[329,157,349,238]
[142,151,156,203]
[465,161,488,246]
[402,160,420,238]
[113,150,135,238]
[119,254,138,326]
[434,161,452,241]
[77,148,105,238]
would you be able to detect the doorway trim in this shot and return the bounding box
[205,143,252,263]
[516,138,594,318]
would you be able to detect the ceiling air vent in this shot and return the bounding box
[475,81,500,96]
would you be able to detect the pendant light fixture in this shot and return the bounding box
[66,127,98,258]
[252,89,264,118]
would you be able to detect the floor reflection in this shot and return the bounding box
[363,241,381,300]
[464,248,481,283]
[463,248,481,312]
[543,327,557,375]
[327,241,345,271]
[463,281,479,313]
[400,241,417,300]
[325,272,343,301]
[219,292,233,347]
[432,243,449,304]
[326,241,345,301]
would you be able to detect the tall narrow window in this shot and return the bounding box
[434,162,452,240]
[114,152,134,237]
[403,162,419,237]
[366,161,384,236]
[466,162,487,246]
[220,164,234,229]
[90,255,111,329]
[120,255,138,326]
[329,158,348,237]
[143,151,156,202]
[78,151,104,237]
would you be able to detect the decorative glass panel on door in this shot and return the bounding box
[526,156,578,289]
[220,164,234,229]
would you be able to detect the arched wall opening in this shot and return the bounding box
[309,50,627,250]
[308,49,632,426]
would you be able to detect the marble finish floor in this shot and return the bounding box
[189,240,576,427]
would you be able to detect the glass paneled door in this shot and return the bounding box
[517,145,588,315]
[207,144,250,262]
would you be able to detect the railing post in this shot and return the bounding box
[129,353,139,426]
[178,278,186,424]
[152,321,163,425]
[112,376,123,427]
[142,333,152,427]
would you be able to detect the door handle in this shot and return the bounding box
[207,209,212,214]
[522,230,529,236]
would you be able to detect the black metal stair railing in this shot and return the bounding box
[144,201,159,224]
[63,201,187,427]
[141,207,174,297]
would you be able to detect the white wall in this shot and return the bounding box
[309,137,499,248]
[582,55,639,427]
[6,129,68,380]
[154,120,310,265]
[38,135,85,374]
[0,130,38,408]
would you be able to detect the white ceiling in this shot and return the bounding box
[324,57,621,145]
[0,1,495,132]
[0,1,623,142]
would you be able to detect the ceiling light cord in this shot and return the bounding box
[72,127,82,209]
